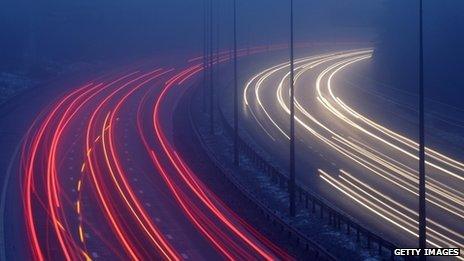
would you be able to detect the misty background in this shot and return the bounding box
[1,0,463,108]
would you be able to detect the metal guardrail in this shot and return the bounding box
[216,104,405,261]
[187,88,336,260]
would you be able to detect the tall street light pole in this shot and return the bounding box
[289,0,296,217]
[233,0,239,166]
[216,1,220,102]
[214,1,221,136]
[418,0,426,258]
[209,0,214,134]
[203,0,208,112]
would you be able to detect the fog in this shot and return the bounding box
[1,0,463,107]
[1,2,464,258]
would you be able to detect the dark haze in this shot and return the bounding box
[1,0,463,107]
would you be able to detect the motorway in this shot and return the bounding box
[1,47,298,260]
[3,46,463,259]
[242,49,464,258]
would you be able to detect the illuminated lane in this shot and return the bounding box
[20,46,293,260]
[243,50,464,257]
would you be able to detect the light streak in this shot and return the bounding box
[20,45,293,260]
[243,49,464,255]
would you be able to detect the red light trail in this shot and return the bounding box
[20,46,293,260]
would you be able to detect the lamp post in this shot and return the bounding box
[418,0,426,258]
[203,0,208,112]
[209,0,214,134]
[289,0,296,217]
[233,0,239,166]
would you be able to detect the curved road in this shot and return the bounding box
[242,49,464,259]
[2,47,295,260]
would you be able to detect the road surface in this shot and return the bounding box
[241,49,464,259]
[2,49,294,260]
